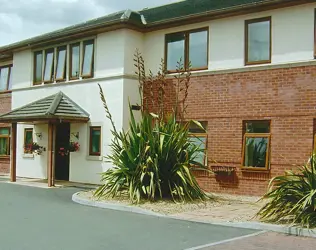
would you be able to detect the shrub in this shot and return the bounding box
[257,154,316,228]
[94,51,208,203]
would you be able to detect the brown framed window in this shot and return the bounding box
[0,65,12,91]
[89,126,101,156]
[81,40,94,78]
[188,121,208,166]
[0,127,10,156]
[34,51,43,85]
[24,128,33,154]
[43,49,54,83]
[242,120,271,171]
[165,28,208,72]
[55,46,67,81]
[69,43,80,80]
[245,17,271,65]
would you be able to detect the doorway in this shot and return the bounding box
[55,123,70,181]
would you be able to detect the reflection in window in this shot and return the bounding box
[70,43,80,79]
[24,128,33,154]
[246,17,271,64]
[0,127,10,156]
[0,66,10,91]
[165,28,208,72]
[188,121,207,166]
[89,126,101,156]
[166,33,185,71]
[189,30,208,69]
[242,121,270,170]
[82,40,94,77]
[34,51,43,84]
[55,46,67,81]
[43,49,54,82]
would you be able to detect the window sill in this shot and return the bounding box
[23,154,34,158]
[245,60,271,66]
[0,155,10,159]
[86,155,103,161]
[241,167,270,173]
[0,90,12,94]
[167,67,208,74]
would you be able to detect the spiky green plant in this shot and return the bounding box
[95,84,207,203]
[257,154,316,228]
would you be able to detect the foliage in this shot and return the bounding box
[95,50,208,203]
[257,154,316,228]
[58,141,80,156]
[24,142,43,155]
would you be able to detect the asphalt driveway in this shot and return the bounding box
[0,181,260,250]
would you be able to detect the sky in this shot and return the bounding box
[0,0,179,46]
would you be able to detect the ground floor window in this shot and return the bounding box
[89,126,101,156]
[242,120,270,170]
[24,128,33,154]
[0,127,10,156]
[188,121,207,166]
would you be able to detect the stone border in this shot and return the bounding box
[72,192,162,217]
[72,192,316,238]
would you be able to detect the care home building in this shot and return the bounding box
[0,0,316,195]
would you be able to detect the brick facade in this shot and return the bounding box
[144,64,316,196]
[0,92,11,175]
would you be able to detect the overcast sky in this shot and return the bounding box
[0,0,178,46]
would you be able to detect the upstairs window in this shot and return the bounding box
[242,120,271,171]
[165,28,208,72]
[33,39,94,85]
[0,65,12,91]
[245,17,271,65]
[0,128,10,156]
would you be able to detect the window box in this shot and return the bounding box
[211,166,236,176]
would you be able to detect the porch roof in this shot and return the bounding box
[0,91,90,123]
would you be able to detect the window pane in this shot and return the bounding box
[44,49,54,82]
[82,41,94,76]
[247,20,270,62]
[91,128,101,154]
[0,138,8,155]
[189,30,208,69]
[244,137,268,168]
[166,33,185,71]
[7,67,12,90]
[0,67,9,91]
[56,47,67,80]
[70,44,80,78]
[245,121,270,133]
[34,52,43,83]
[188,136,206,165]
[25,130,33,145]
[0,128,9,135]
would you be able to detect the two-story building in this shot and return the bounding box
[0,0,316,195]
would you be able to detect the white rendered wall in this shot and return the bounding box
[144,3,316,73]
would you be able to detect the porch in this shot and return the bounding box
[0,91,90,187]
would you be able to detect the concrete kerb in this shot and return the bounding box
[72,192,316,238]
[72,192,163,217]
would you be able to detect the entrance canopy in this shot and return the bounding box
[0,91,90,123]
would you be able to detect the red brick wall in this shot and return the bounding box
[144,65,316,196]
[0,92,11,175]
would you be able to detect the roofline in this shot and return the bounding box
[0,0,313,55]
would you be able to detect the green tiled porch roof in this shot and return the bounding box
[0,0,304,55]
[0,92,89,123]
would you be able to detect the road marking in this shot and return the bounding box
[185,230,267,250]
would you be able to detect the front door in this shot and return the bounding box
[55,123,70,181]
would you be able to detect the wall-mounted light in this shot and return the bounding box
[35,132,43,140]
[71,132,79,140]
[131,105,141,111]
